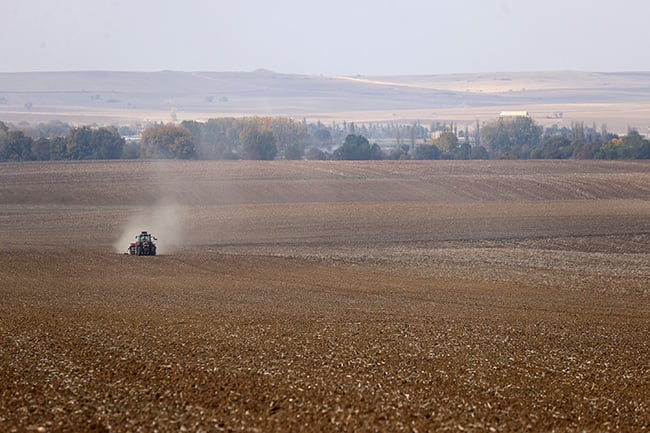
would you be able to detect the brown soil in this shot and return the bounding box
[1,160,649,432]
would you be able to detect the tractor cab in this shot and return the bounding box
[128,231,157,256]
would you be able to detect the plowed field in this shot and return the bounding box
[1,160,649,432]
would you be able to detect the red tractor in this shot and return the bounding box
[128,231,157,256]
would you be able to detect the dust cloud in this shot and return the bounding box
[113,199,186,254]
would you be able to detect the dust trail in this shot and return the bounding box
[114,199,186,254]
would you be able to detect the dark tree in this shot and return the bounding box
[412,143,441,160]
[284,143,304,160]
[93,126,125,159]
[65,126,125,160]
[0,130,33,161]
[470,145,490,160]
[332,134,383,160]
[387,145,411,160]
[538,137,574,159]
[32,137,51,161]
[66,127,95,159]
[453,142,472,160]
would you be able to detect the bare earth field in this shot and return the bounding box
[1,160,649,432]
[1,70,650,133]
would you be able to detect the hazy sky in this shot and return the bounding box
[2,0,649,75]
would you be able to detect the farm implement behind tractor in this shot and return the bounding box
[128,231,157,256]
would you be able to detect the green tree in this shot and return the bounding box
[571,139,601,159]
[239,126,277,160]
[332,134,383,160]
[66,126,94,159]
[262,117,309,160]
[412,143,441,160]
[453,142,471,160]
[538,137,574,159]
[284,143,304,160]
[182,119,233,159]
[620,131,650,158]
[140,123,195,159]
[387,145,411,160]
[0,121,7,161]
[63,126,124,160]
[470,145,489,160]
[184,117,314,160]
[32,137,51,161]
[598,131,650,159]
[93,126,125,159]
[434,131,459,155]
[0,130,33,161]
[481,116,542,159]
[49,136,67,160]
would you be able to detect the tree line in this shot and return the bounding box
[0,121,125,162]
[1,116,649,162]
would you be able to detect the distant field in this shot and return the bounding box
[1,160,649,431]
[1,70,650,133]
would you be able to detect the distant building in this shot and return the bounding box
[499,111,529,117]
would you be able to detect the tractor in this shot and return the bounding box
[128,231,157,256]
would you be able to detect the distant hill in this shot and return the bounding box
[1,70,649,133]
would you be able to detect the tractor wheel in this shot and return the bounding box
[137,246,143,256]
